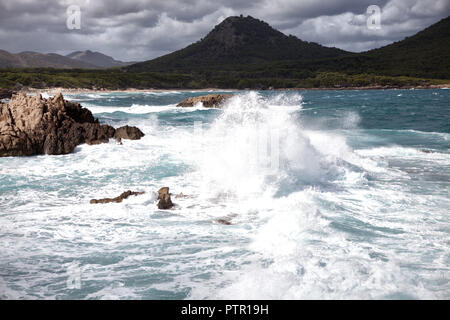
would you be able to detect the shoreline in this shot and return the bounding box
[24,87,237,95]
[18,83,450,95]
[286,84,450,91]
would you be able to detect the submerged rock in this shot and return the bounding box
[0,92,144,157]
[175,192,186,199]
[157,187,173,209]
[90,190,145,204]
[176,94,232,108]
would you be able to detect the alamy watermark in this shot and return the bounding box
[193,121,280,173]
[66,262,82,289]
[66,1,91,30]
[366,5,381,30]
[66,5,81,30]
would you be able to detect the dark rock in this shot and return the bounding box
[90,190,145,204]
[216,219,232,225]
[157,187,173,209]
[114,125,145,141]
[0,92,144,157]
[0,89,15,99]
[177,94,232,108]
[84,123,116,145]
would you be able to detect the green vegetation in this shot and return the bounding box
[0,15,448,90]
[0,68,446,90]
[0,68,194,89]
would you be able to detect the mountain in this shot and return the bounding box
[0,50,137,69]
[360,15,450,78]
[126,15,349,72]
[66,50,135,68]
[126,15,450,80]
[255,15,450,79]
[0,50,97,69]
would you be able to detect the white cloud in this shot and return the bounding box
[279,0,450,52]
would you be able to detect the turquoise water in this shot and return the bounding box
[0,89,449,299]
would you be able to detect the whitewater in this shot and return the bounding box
[0,89,449,299]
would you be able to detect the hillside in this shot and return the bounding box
[362,15,450,78]
[0,50,97,69]
[0,50,136,69]
[238,15,450,79]
[126,15,450,80]
[66,50,135,68]
[126,15,349,72]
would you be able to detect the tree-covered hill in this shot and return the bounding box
[125,15,450,80]
[125,15,349,73]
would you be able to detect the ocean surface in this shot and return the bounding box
[0,89,449,299]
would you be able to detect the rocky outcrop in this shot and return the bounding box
[216,219,232,225]
[90,190,145,204]
[0,89,15,100]
[114,125,145,141]
[0,92,144,157]
[175,192,186,199]
[177,94,232,108]
[157,187,173,209]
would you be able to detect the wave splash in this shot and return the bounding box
[190,91,361,200]
[185,91,442,299]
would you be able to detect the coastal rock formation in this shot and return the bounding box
[114,125,145,141]
[90,190,145,204]
[0,92,144,157]
[157,187,173,209]
[176,94,232,108]
[0,89,15,99]
[216,219,232,225]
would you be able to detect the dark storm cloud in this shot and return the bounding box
[0,0,449,61]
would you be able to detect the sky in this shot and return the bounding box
[0,0,449,62]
